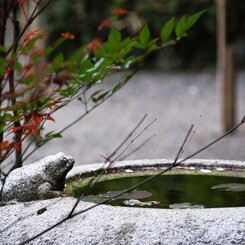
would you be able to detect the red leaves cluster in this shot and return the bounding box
[0,141,20,156]
[22,29,46,47]
[10,113,55,136]
[17,0,27,6]
[88,8,129,53]
[61,32,75,40]
[86,38,103,53]
[111,8,129,15]
[98,19,112,30]
[98,8,129,30]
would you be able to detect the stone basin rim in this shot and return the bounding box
[67,158,245,179]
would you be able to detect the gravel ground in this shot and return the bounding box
[5,70,244,168]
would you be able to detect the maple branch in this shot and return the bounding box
[5,0,52,56]
[8,2,23,168]
[20,68,140,163]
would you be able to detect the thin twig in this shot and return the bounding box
[112,118,156,163]
[67,116,155,218]
[178,115,245,164]
[173,124,194,164]
[119,134,156,160]
[5,0,52,56]
[180,115,202,157]
[108,114,148,159]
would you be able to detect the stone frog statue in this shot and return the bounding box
[2,152,74,202]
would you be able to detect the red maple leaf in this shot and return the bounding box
[61,32,75,40]
[0,141,21,156]
[86,38,103,53]
[17,0,26,6]
[111,8,129,15]
[10,113,55,137]
[98,19,112,30]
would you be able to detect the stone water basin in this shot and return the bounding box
[66,159,245,209]
[1,159,245,244]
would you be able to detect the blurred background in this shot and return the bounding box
[41,0,245,70]
[23,0,245,165]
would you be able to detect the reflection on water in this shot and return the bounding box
[68,173,245,209]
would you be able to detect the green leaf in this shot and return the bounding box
[45,131,62,140]
[54,53,64,63]
[161,17,175,43]
[37,97,52,107]
[0,45,6,53]
[20,75,34,85]
[70,46,85,63]
[117,39,137,60]
[146,39,160,54]
[108,28,121,45]
[134,41,146,50]
[111,69,139,94]
[0,123,6,133]
[45,38,66,56]
[0,57,7,74]
[186,10,206,30]
[50,53,65,72]
[175,16,187,38]
[162,39,176,47]
[78,58,93,75]
[121,37,135,47]
[123,56,137,68]
[58,86,77,97]
[175,10,205,39]
[91,90,110,103]
[14,61,22,72]
[139,25,150,47]
[0,113,14,132]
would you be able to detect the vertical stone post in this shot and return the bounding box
[216,0,236,132]
[225,47,236,129]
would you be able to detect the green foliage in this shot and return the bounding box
[175,10,206,39]
[0,1,204,170]
[161,17,175,44]
[45,0,245,68]
[139,25,150,48]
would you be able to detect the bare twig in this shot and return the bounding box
[5,0,52,56]
[173,124,194,164]
[112,118,156,163]
[179,115,202,158]
[178,115,245,164]
[108,114,148,159]
[67,116,156,218]
[118,134,156,160]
